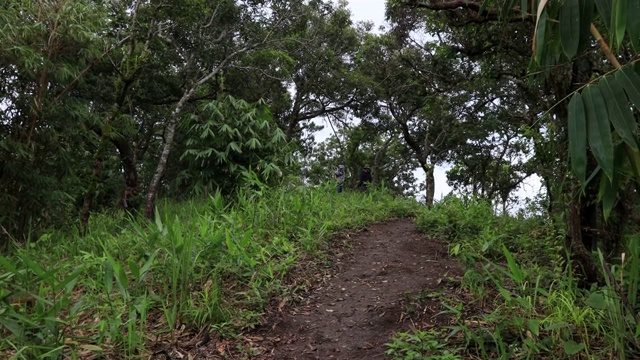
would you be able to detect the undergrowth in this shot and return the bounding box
[387,195,640,360]
[0,181,418,359]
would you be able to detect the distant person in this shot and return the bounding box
[357,165,372,191]
[334,165,345,193]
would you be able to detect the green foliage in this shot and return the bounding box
[0,252,85,359]
[411,196,640,358]
[385,329,460,360]
[416,196,494,245]
[0,183,419,357]
[531,0,640,217]
[180,95,291,195]
[0,0,109,243]
[1,0,379,244]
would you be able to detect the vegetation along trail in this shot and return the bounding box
[6,0,640,358]
[241,219,462,359]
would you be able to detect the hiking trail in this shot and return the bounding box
[205,218,464,359]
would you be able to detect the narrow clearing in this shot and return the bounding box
[243,218,464,359]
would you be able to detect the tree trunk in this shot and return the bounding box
[144,45,254,218]
[79,120,113,233]
[373,134,395,186]
[145,89,194,218]
[567,193,601,286]
[112,136,139,210]
[425,164,435,207]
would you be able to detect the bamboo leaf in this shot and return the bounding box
[0,318,23,337]
[138,249,159,281]
[602,143,626,219]
[112,260,129,297]
[596,0,613,31]
[227,141,242,154]
[502,245,523,282]
[127,259,140,282]
[598,165,618,219]
[577,0,595,54]
[568,92,588,184]
[600,76,638,151]
[104,260,113,293]
[528,319,540,336]
[628,0,640,51]
[616,64,640,113]
[560,0,581,58]
[585,165,602,187]
[535,10,548,63]
[533,0,550,56]
[57,266,84,294]
[21,256,45,278]
[612,0,628,48]
[584,86,615,181]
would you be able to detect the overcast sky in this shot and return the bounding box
[346,0,388,29]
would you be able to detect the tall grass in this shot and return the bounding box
[0,182,418,358]
[388,195,640,360]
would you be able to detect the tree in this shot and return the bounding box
[390,0,640,283]
[0,0,375,241]
[0,0,108,242]
[302,123,421,196]
[355,33,465,206]
[79,0,156,231]
[273,0,368,142]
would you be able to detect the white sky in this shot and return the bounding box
[313,0,542,207]
[346,0,388,30]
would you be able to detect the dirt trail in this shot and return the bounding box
[246,218,464,360]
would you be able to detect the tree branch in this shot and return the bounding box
[406,0,532,24]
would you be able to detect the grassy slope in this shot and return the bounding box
[4,188,638,359]
[388,196,639,360]
[0,185,419,359]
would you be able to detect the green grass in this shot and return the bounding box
[386,195,640,360]
[0,183,419,359]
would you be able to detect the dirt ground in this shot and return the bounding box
[237,218,465,360]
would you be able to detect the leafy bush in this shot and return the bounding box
[416,195,562,266]
[416,196,494,241]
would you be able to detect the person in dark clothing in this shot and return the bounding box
[357,165,372,191]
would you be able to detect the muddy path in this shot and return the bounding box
[239,218,464,360]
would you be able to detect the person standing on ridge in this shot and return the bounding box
[357,165,372,191]
[334,165,345,193]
